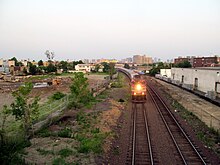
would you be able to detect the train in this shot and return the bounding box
[131,75,147,103]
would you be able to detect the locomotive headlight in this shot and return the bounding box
[136,84,142,91]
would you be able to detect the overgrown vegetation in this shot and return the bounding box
[69,72,94,109]
[75,111,107,154]
[52,92,66,100]
[0,82,40,164]
[174,60,192,68]
[149,62,171,76]
[111,73,123,88]
[172,99,220,153]
[0,137,30,164]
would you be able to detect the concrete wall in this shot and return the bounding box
[160,69,171,78]
[171,68,220,94]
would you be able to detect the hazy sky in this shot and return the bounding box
[0,0,220,61]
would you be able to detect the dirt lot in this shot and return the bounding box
[23,74,130,164]
[0,74,108,110]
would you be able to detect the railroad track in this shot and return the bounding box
[147,82,207,165]
[126,103,154,165]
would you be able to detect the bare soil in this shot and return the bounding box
[23,76,129,164]
[0,74,107,109]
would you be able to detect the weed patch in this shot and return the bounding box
[58,127,72,138]
[36,148,54,155]
[0,137,30,164]
[51,92,66,100]
[58,148,73,157]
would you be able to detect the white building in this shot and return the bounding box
[75,64,91,72]
[160,69,172,78]
[0,59,10,74]
[158,68,220,99]
[171,68,220,95]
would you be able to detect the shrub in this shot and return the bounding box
[0,138,30,164]
[58,127,72,138]
[52,92,66,100]
[77,137,103,153]
[58,148,73,157]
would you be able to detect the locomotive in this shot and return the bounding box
[131,75,147,103]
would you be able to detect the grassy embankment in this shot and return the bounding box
[0,72,125,164]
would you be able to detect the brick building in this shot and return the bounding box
[174,56,220,67]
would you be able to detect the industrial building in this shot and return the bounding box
[157,67,220,100]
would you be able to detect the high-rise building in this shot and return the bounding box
[142,55,153,64]
[133,55,153,65]
[133,55,142,64]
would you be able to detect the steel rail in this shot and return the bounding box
[131,103,154,165]
[132,103,137,165]
[148,84,206,165]
[142,104,154,165]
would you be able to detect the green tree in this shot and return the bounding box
[10,82,40,139]
[46,63,57,73]
[124,63,130,69]
[109,63,115,79]
[69,72,93,109]
[0,105,11,145]
[10,57,19,66]
[149,67,160,76]
[59,61,68,72]
[28,62,38,75]
[94,64,100,72]
[38,60,44,66]
[175,61,192,68]
[102,62,110,73]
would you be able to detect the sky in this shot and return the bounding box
[0,0,220,61]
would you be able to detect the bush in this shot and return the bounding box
[0,138,30,164]
[111,82,123,88]
[58,127,72,138]
[58,148,73,157]
[77,137,103,153]
[52,92,66,100]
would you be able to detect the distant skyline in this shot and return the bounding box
[0,0,220,61]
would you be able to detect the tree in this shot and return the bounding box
[109,63,115,79]
[38,60,44,66]
[124,63,130,69]
[45,50,55,61]
[46,63,57,73]
[102,62,110,73]
[69,72,93,109]
[28,62,38,75]
[10,57,19,66]
[149,67,160,76]
[0,105,11,145]
[10,82,40,139]
[94,64,100,72]
[58,61,68,72]
[175,61,192,68]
